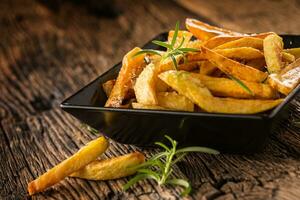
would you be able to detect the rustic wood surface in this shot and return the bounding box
[1,0,300,199]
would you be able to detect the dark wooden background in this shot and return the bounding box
[1,0,300,199]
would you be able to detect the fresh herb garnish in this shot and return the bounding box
[133,21,199,70]
[123,135,219,196]
[227,74,254,96]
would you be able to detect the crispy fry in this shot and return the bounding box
[203,32,273,49]
[70,152,145,180]
[215,37,264,50]
[27,137,109,195]
[185,18,242,40]
[157,92,194,111]
[105,47,145,107]
[201,46,268,82]
[214,47,264,60]
[186,40,202,49]
[268,58,300,95]
[282,52,295,63]
[178,61,201,71]
[263,34,284,73]
[199,61,218,75]
[159,70,283,114]
[102,79,115,97]
[190,73,277,99]
[168,30,193,48]
[132,102,169,110]
[284,48,300,59]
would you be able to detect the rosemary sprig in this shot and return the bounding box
[227,74,254,96]
[123,135,219,196]
[133,21,199,69]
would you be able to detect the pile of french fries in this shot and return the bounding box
[27,137,145,195]
[104,18,300,114]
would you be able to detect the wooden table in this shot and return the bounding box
[1,0,300,199]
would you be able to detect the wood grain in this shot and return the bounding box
[0,0,300,199]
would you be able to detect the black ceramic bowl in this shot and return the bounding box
[61,33,300,153]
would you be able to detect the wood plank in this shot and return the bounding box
[0,0,300,199]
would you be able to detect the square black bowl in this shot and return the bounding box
[61,33,300,153]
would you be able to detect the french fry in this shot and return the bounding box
[132,102,169,110]
[268,58,300,95]
[134,63,158,105]
[282,52,295,63]
[157,92,194,111]
[159,70,283,114]
[203,32,273,49]
[70,152,145,180]
[168,30,193,48]
[186,40,202,49]
[185,18,242,40]
[201,46,268,82]
[105,47,145,107]
[190,74,277,99]
[263,34,284,73]
[215,37,264,50]
[102,79,115,97]
[284,48,300,59]
[199,61,218,75]
[27,137,109,195]
[214,47,264,60]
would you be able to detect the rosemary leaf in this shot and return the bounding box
[227,74,254,96]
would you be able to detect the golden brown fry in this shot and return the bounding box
[215,37,264,50]
[27,137,109,195]
[214,47,264,60]
[105,47,145,107]
[168,30,193,48]
[199,61,218,75]
[203,32,273,49]
[268,58,300,95]
[186,40,202,49]
[263,34,284,73]
[284,48,300,59]
[157,92,194,111]
[134,63,158,105]
[201,46,267,82]
[102,79,115,97]
[282,52,295,63]
[132,102,169,110]
[70,152,145,180]
[185,18,242,40]
[190,74,277,99]
[159,70,283,114]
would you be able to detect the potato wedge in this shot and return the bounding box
[215,47,264,60]
[201,46,267,82]
[159,70,283,114]
[134,63,158,105]
[268,58,300,95]
[70,152,145,180]
[157,92,194,111]
[190,74,277,99]
[178,61,201,71]
[168,30,193,48]
[185,18,242,40]
[132,102,169,110]
[28,137,109,195]
[199,61,218,75]
[186,39,202,49]
[215,37,264,50]
[203,32,273,49]
[284,48,300,59]
[282,52,295,63]
[263,34,284,73]
[102,79,115,97]
[105,47,145,107]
